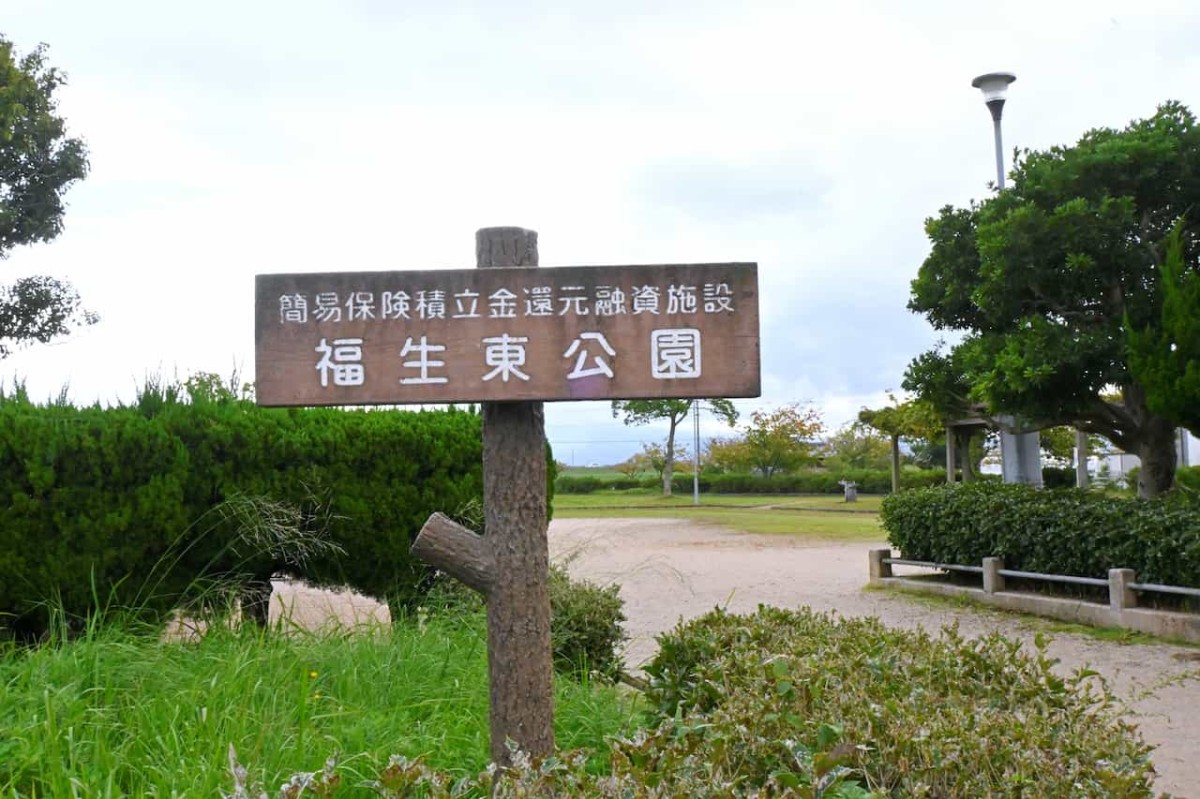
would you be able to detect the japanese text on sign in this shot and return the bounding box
[255,263,759,406]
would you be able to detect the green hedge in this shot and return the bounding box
[880,482,1200,588]
[1042,465,1077,489]
[1177,465,1200,494]
[556,468,949,495]
[0,401,194,640]
[0,387,495,639]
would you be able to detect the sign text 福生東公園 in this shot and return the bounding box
[254,262,759,406]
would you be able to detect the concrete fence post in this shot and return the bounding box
[869,549,892,582]
[1108,568,1137,612]
[982,557,1005,594]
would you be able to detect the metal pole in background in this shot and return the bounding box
[693,400,701,505]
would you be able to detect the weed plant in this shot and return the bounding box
[0,611,637,797]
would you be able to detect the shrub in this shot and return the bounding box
[703,469,948,495]
[129,389,491,619]
[1042,465,1078,488]
[1176,465,1200,495]
[605,477,643,491]
[670,472,711,494]
[556,468,951,496]
[555,475,604,494]
[640,606,1158,797]
[0,386,498,639]
[0,400,193,639]
[880,481,1200,587]
[547,564,625,680]
[417,563,626,681]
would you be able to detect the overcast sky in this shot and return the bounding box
[5,1,1200,465]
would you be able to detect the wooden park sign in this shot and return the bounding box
[254,261,759,406]
[254,228,760,765]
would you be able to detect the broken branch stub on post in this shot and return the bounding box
[410,513,493,595]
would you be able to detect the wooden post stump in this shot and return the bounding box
[410,226,554,766]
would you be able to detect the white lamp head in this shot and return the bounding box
[971,72,1016,104]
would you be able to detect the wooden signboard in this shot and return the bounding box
[255,228,760,767]
[255,263,759,406]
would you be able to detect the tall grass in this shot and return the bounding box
[0,613,639,797]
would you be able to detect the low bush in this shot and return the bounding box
[548,565,626,680]
[605,477,644,491]
[421,563,626,682]
[1176,465,1200,495]
[555,475,605,494]
[639,606,1158,797]
[557,469,949,495]
[1042,465,1078,488]
[223,605,1159,798]
[880,481,1200,587]
[700,468,949,495]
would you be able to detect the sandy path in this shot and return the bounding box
[547,518,1200,798]
[271,516,1200,796]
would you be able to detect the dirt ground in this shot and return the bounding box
[272,517,1200,797]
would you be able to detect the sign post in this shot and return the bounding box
[254,227,760,765]
[421,227,555,763]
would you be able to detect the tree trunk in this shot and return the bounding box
[663,415,678,496]
[1124,382,1177,498]
[1136,421,1177,498]
[946,427,957,483]
[960,431,976,482]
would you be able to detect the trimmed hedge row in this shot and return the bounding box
[697,468,949,495]
[555,468,950,495]
[880,481,1200,588]
[1178,465,1200,494]
[0,387,493,639]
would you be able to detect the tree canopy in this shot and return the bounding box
[905,101,1200,497]
[858,395,944,492]
[821,422,892,472]
[0,35,93,354]
[1127,221,1200,436]
[740,403,823,478]
[611,399,737,495]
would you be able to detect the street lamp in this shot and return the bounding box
[971,72,1015,189]
[971,71,1042,488]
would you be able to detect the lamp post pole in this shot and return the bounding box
[971,72,1043,488]
[693,400,701,505]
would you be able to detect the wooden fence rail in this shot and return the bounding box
[869,549,1200,643]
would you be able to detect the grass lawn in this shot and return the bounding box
[553,492,885,540]
[0,615,638,796]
